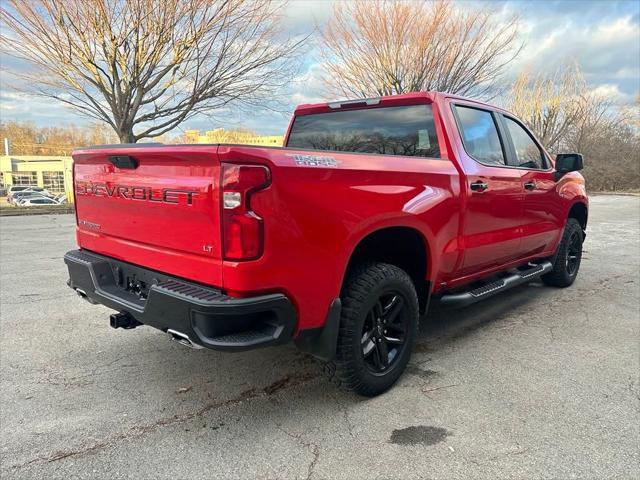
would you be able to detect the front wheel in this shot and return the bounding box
[325,262,419,396]
[542,218,584,288]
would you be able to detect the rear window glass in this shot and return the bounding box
[287,105,440,158]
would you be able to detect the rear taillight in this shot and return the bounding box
[221,163,270,261]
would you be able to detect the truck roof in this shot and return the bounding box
[293,91,502,116]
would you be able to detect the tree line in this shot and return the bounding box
[0,122,269,155]
[0,122,120,155]
[1,0,638,190]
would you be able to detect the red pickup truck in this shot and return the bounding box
[65,92,587,396]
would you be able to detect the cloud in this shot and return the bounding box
[178,60,332,136]
[289,62,331,105]
[0,90,74,120]
[279,0,335,30]
[502,1,640,101]
[589,83,626,99]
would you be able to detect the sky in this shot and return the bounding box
[0,0,638,137]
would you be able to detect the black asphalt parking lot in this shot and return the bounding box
[1,195,639,479]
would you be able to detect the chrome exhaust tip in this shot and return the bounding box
[75,288,98,304]
[167,329,203,349]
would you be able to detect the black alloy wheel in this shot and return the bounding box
[542,217,584,287]
[324,262,419,396]
[566,230,582,276]
[361,292,409,374]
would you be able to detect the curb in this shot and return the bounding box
[0,205,75,217]
[589,191,640,197]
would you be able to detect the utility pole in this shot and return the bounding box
[3,138,9,156]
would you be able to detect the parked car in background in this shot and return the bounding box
[25,186,52,197]
[7,185,35,203]
[18,197,60,206]
[10,192,37,204]
[7,186,52,204]
[7,185,35,195]
[13,191,55,205]
[11,191,50,205]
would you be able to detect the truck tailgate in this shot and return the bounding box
[72,145,223,286]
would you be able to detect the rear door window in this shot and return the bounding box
[287,105,440,158]
[453,105,506,166]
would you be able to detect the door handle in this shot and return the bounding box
[470,180,488,192]
[524,181,536,190]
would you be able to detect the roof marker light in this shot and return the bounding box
[327,97,381,109]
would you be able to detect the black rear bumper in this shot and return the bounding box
[64,249,296,351]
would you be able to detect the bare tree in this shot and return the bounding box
[0,120,119,155]
[1,0,305,143]
[573,103,640,191]
[508,63,592,152]
[320,0,521,99]
[508,64,640,191]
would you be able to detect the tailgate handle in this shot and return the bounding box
[108,155,138,169]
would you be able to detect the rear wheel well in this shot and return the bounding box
[346,227,429,313]
[568,202,588,232]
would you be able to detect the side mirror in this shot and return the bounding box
[555,153,584,174]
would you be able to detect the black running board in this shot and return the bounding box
[439,261,553,309]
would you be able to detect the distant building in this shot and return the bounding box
[184,128,283,146]
[0,155,73,201]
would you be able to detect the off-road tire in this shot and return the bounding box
[324,262,419,396]
[542,218,584,288]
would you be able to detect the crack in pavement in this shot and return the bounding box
[342,405,355,438]
[628,378,640,402]
[2,294,73,305]
[277,425,321,480]
[421,383,459,400]
[8,372,318,472]
[30,347,177,388]
[466,445,531,468]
